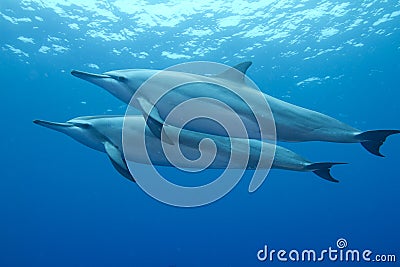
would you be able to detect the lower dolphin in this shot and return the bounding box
[34,115,345,187]
[71,62,399,157]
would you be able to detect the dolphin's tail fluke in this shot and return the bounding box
[356,130,400,157]
[305,162,347,183]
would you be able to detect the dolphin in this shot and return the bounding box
[71,62,400,157]
[33,115,344,186]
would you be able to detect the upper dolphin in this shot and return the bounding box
[34,115,344,189]
[71,62,400,157]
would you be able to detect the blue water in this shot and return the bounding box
[1,1,399,266]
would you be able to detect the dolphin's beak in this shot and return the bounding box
[71,70,111,79]
[33,120,73,133]
[70,70,122,94]
[71,70,112,84]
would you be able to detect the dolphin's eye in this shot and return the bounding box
[109,75,127,82]
[73,122,91,129]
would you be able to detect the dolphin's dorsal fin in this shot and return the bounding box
[104,142,135,182]
[215,61,252,82]
[136,97,174,145]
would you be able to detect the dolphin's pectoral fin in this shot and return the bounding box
[306,162,347,183]
[104,142,135,182]
[215,61,252,82]
[136,97,174,145]
[136,97,163,122]
[356,130,400,157]
[108,157,136,183]
[146,116,175,145]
